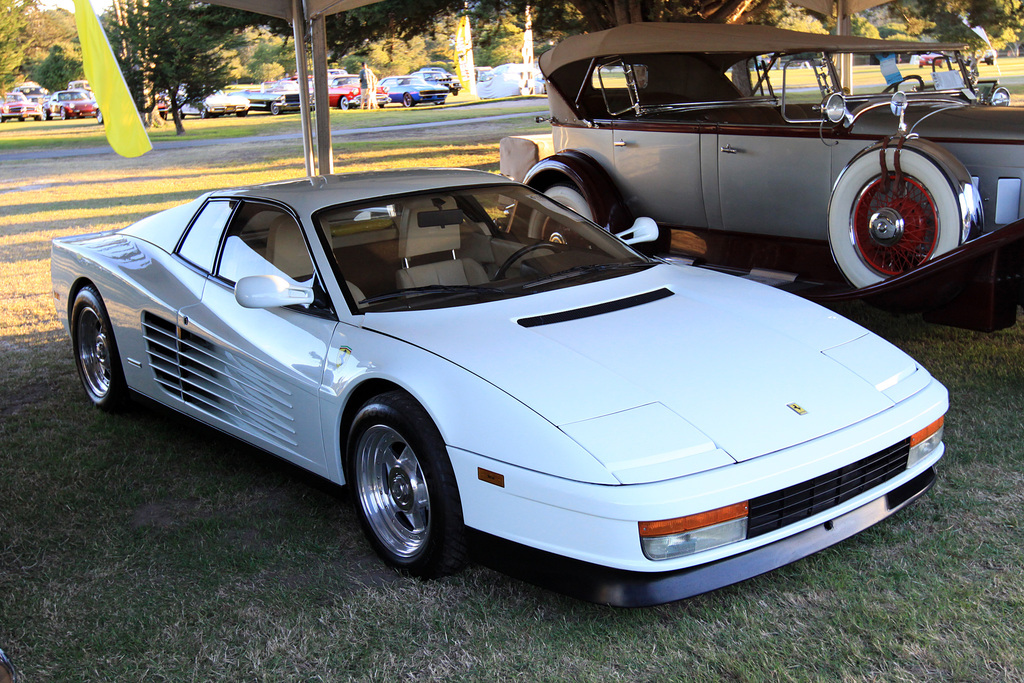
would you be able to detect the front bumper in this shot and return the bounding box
[470,467,936,606]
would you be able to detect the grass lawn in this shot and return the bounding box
[1,106,1023,682]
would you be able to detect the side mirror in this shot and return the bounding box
[615,216,659,245]
[235,274,314,309]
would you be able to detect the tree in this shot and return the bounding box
[886,0,1023,47]
[0,0,32,92]
[33,44,83,92]
[105,0,250,133]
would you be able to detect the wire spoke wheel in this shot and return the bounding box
[853,175,938,277]
[354,424,431,558]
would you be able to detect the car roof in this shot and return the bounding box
[540,23,967,76]
[211,169,514,214]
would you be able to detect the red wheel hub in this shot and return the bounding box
[853,175,938,276]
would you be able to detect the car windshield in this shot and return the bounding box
[315,185,652,312]
[584,49,977,120]
[333,77,358,86]
[6,93,27,103]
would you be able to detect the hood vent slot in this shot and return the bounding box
[518,288,673,328]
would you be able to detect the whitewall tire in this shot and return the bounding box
[544,183,594,222]
[828,144,971,288]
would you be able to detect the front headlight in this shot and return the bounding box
[639,502,749,560]
[908,416,944,469]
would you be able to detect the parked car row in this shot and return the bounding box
[2,84,99,123]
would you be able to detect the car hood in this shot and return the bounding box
[364,264,923,477]
[854,103,1024,142]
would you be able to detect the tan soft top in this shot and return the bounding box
[539,23,965,76]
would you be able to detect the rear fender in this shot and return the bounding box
[524,150,634,233]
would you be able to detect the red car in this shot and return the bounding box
[917,52,947,67]
[45,89,98,120]
[1,92,44,122]
[328,75,388,109]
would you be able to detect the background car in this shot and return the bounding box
[328,75,388,109]
[12,82,49,105]
[182,91,250,118]
[413,67,462,94]
[240,80,301,115]
[50,168,947,606]
[518,23,1024,332]
[916,52,947,67]
[477,63,539,98]
[377,76,448,107]
[1,92,44,122]
[45,89,98,120]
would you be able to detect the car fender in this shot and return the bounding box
[322,325,620,487]
[524,150,634,232]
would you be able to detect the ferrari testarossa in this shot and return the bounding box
[51,169,947,606]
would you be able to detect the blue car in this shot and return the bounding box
[378,76,448,107]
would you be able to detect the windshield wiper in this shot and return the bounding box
[523,261,653,288]
[359,284,512,305]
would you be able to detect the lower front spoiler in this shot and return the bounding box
[469,467,936,607]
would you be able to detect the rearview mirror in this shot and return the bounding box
[235,274,314,309]
[615,217,660,245]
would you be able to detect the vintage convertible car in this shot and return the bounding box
[182,91,251,118]
[51,169,947,606]
[1,92,45,122]
[240,81,302,115]
[378,76,448,107]
[519,24,1024,332]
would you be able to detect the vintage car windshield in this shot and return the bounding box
[585,49,976,121]
[315,185,652,312]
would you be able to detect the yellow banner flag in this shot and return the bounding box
[73,0,152,158]
[455,16,477,98]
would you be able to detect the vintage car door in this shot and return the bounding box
[714,122,834,240]
[175,200,338,477]
[610,121,711,229]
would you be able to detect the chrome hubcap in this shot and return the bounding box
[355,424,430,558]
[868,207,905,246]
[77,307,111,399]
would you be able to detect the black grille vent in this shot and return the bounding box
[747,439,911,538]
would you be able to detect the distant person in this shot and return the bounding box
[359,62,378,110]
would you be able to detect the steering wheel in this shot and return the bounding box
[492,242,568,281]
[882,74,924,94]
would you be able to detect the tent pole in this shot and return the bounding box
[311,13,334,175]
[291,0,314,176]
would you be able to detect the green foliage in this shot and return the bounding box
[852,16,882,40]
[32,43,83,92]
[105,0,251,132]
[0,0,31,92]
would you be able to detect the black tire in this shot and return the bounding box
[96,110,103,124]
[271,102,281,116]
[338,96,349,110]
[60,107,68,120]
[200,109,209,119]
[236,110,248,117]
[71,286,129,412]
[347,390,467,578]
[402,92,415,107]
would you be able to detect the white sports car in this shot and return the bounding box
[50,169,947,606]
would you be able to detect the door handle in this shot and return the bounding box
[720,144,739,154]
[614,139,627,147]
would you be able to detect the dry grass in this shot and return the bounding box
[2,114,1023,682]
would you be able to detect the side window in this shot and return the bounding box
[178,199,236,272]
[216,203,315,285]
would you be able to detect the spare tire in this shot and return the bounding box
[827,139,981,288]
